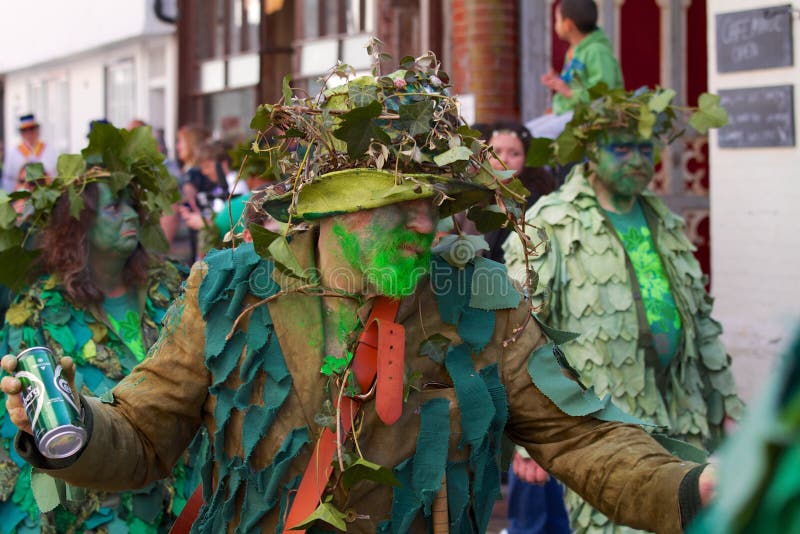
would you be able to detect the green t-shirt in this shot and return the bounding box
[103,292,146,362]
[605,201,683,366]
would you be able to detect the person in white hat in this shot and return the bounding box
[2,113,58,192]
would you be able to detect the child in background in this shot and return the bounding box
[542,0,623,115]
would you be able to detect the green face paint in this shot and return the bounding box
[595,130,656,202]
[332,204,435,298]
[88,183,140,257]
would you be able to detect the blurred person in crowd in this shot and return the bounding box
[2,114,58,193]
[173,124,211,262]
[0,123,202,534]
[504,89,743,534]
[484,121,557,264]
[178,140,276,257]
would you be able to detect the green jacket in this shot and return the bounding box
[20,238,702,533]
[553,29,623,115]
[0,263,196,534]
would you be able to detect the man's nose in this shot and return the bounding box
[405,199,435,234]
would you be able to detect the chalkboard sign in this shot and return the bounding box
[718,85,795,148]
[716,5,794,72]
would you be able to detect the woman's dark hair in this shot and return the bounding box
[38,182,152,305]
[560,0,599,34]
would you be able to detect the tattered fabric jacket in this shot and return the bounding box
[505,166,744,533]
[20,237,702,534]
[0,264,196,534]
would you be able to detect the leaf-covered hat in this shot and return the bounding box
[246,50,519,227]
[527,84,730,166]
[0,123,180,289]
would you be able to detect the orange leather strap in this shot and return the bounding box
[169,484,204,534]
[283,297,402,532]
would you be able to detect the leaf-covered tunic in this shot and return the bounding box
[0,263,201,534]
[504,165,745,533]
[15,238,703,533]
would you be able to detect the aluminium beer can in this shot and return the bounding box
[15,346,86,458]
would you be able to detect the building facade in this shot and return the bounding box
[0,0,178,155]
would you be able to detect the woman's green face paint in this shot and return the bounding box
[332,201,436,298]
[88,183,141,256]
[595,130,656,197]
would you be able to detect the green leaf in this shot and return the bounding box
[30,471,64,513]
[0,248,39,290]
[82,122,125,169]
[689,92,729,134]
[348,82,379,107]
[56,154,87,179]
[504,177,531,199]
[333,100,391,159]
[467,205,507,233]
[399,100,434,137]
[0,192,16,229]
[248,223,280,258]
[638,107,657,139]
[250,104,273,131]
[30,187,61,210]
[320,351,353,376]
[648,89,676,113]
[419,333,452,365]
[67,187,84,220]
[432,146,472,167]
[526,137,555,167]
[289,501,348,531]
[139,221,169,253]
[341,458,401,490]
[282,75,293,104]
[555,129,583,165]
[268,236,307,279]
[0,225,23,252]
[108,171,134,195]
[24,162,45,181]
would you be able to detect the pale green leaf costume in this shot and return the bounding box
[504,165,744,533]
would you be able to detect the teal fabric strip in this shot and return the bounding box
[208,330,246,387]
[412,398,451,514]
[237,427,310,533]
[390,457,419,533]
[445,461,473,533]
[275,475,302,534]
[445,344,494,447]
[469,257,521,311]
[431,255,470,325]
[527,342,652,425]
[532,313,580,345]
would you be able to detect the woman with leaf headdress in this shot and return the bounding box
[0,124,203,534]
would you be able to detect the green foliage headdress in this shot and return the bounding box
[244,50,527,230]
[0,123,180,290]
[527,84,729,167]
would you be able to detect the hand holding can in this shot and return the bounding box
[1,348,86,458]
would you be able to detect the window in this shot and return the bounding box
[106,59,137,128]
[296,0,376,94]
[27,76,70,153]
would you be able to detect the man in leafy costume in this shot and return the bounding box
[0,124,204,533]
[2,54,715,533]
[504,87,744,534]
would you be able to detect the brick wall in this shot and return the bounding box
[451,0,520,123]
